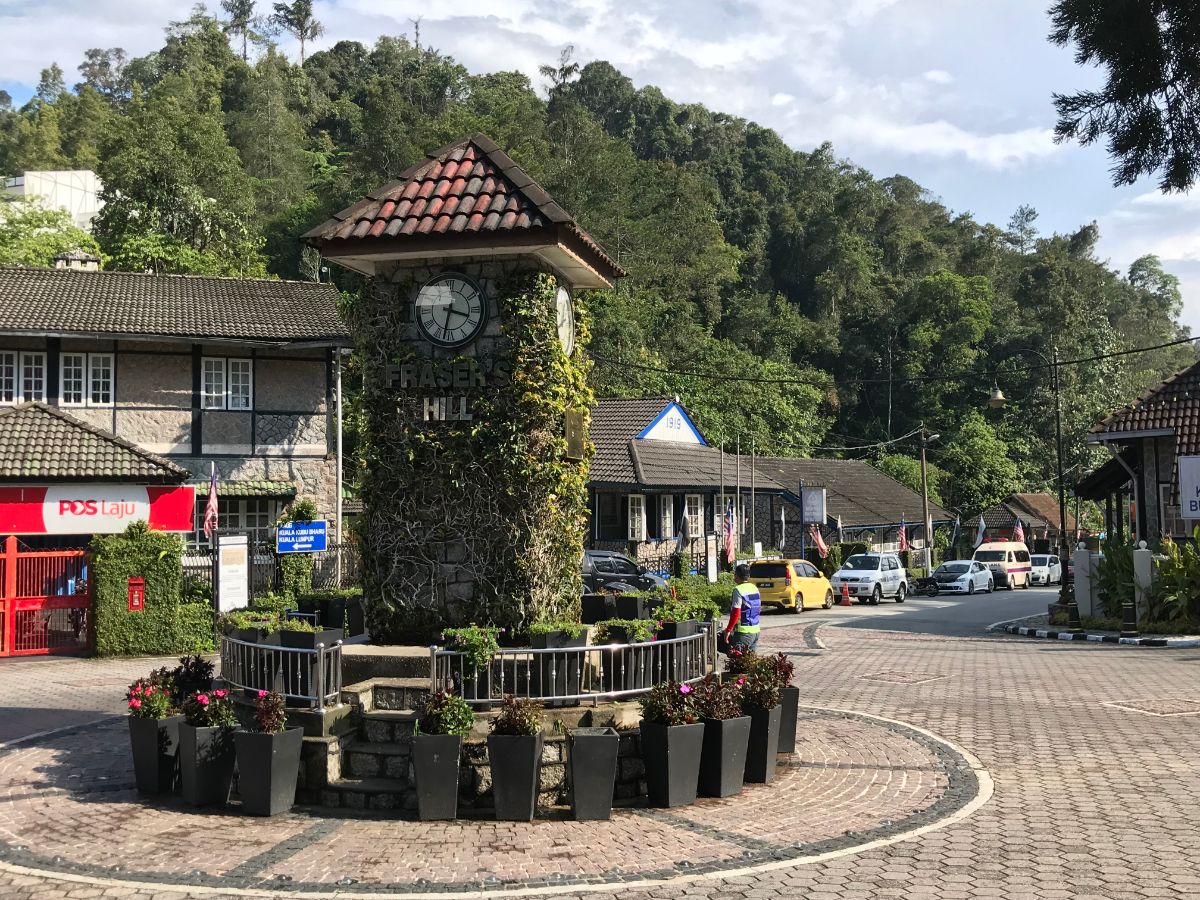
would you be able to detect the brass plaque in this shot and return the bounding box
[564,409,587,460]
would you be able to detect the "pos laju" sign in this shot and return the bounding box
[0,485,196,534]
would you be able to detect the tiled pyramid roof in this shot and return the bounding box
[1091,358,1200,455]
[0,403,190,483]
[304,134,624,286]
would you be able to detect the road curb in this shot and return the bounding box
[1001,624,1200,648]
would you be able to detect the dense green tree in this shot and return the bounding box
[1050,1,1200,191]
[221,0,259,62]
[270,0,323,63]
[76,49,130,102]
[0,198,102,266]
[873,454,945,506]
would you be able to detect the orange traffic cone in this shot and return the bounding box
[839,582,852,606]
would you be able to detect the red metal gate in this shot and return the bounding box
[0,535,92,657]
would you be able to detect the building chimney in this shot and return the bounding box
[53,249,101,272]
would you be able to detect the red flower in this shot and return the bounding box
[196,694,210,706]
[257,690,267,699]
[213,689,227,699]
[128,698,142,710]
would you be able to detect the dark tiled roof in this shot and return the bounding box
[1007,492,1076,532]
[0,403,190,482]
[590,397,679,485]
[304,134,624,281]
[0,267,349,344]
[631,441,785,492]
[1091,359,1200,454]
[189,479,296,498]
[754,458,953,527]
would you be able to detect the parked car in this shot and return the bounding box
[1030,554,1063,585]
[582,550,669,594]
[933,560,994,595]
[972,541,1032,590]
[746,559,835,613]
[829,553,907,605]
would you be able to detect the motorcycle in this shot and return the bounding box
[911,576,939,598]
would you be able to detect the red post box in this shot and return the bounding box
[127,577,145,611]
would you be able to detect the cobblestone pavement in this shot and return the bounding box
[3,623,1200,898]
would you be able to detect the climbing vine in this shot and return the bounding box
[347,266,593,642]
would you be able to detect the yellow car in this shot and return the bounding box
[746,559,834,613]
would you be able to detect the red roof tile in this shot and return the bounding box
[303,134,624,285]
[1091,358,1200,455]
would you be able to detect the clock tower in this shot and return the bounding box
[304,134,623,641]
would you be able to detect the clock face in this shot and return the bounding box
[556,286,576,356]
[414,274,487,347]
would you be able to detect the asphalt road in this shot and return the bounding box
[757,583,1055,638]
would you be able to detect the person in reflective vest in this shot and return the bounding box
[724,563,761,652]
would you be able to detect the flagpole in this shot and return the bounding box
[750,439,756,555]
[735,435,742,554]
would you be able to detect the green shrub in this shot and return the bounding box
[180,574,212,605]
[669,573,735,613]
[529,620,587,638]
[1095,542,1136,618]
[442,625,501,670]
[594,618,657,643]
[91,521,215,657]
[1149,530,1200,625]
[276,499,317,599]
[418,690,476,736]
[490,695,541,735]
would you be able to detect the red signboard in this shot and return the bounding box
[0,485,196,535]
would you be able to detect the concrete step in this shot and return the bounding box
[360,709,419,742]
[304,775,414,813]
[343,740,413,779]
[339,677,430,714]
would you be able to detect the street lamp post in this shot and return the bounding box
[988,344,1082,632]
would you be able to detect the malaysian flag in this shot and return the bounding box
[898,518,909,552]
[1013,517,1025,544]
[202,464,219,540]
[723,502,736,565]
[809,524,829,558]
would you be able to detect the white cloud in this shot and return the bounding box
[770,92,794,107]
[923,69,954,85]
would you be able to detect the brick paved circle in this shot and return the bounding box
[0,704,982,896]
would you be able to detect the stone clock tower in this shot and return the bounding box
[304,134,623,641]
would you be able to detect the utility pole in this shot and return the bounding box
[735,436,742,553]
[750,439,756,555]
[919,426,940,572]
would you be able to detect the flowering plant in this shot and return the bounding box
[767,652,795,690]
[691,674,744,721]
[638,680,699,727]
[252,690,288,734]
[419,690,476,737]
[125,673,174,720]
[490,694,541,736]
[738,666,781,712]
[181,689,239,728]
[724,647,759,676]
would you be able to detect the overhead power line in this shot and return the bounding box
[590,334,1199,390]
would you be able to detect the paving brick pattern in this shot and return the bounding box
[4,622,1200,897]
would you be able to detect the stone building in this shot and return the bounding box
[0,266,350,546]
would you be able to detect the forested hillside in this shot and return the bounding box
[0,8,1192,515]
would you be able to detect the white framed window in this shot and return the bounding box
[202,357,253,410]
[659,495,674,539]
[60,353,113,406]
[627,494,646,542]
[18,352,45,402]
[0,352,14,403]
[193,496,281,546]
[228,358,252,410]
[685,494,702,538]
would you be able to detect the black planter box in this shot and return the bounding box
[744,704,782,784]
[232,626,273,644]
[698,716,751,798]
[657,620,699,640]
[531,631,587,705]
[582,593,615,625]
[128,714,182,794]
[318,596,347,632]
[234,727,303,816]
[488,732,544,821]
[413,733,463,821]
[640,720,704,808]
[346,596,366,638]
[278,627,343,650]
[616,593,649,620]
[179,724,236,806]
[778,686,800,754]
[567,727,619,820]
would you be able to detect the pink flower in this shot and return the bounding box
[196,694,210,706]
[257,690,267,699]
[679,683,693,695]
[128,698,142,710]
[737,677,746,686]
[144,686,154,695]
[213,689,227,699]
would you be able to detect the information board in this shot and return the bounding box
[1179,456,1200,519]
[276,520,329,554]
[215,533,250,613]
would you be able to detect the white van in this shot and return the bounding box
[972,541,1032,590]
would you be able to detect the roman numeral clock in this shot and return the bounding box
[304,134,624,642]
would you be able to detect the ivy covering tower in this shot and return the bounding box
[305,134,623,641]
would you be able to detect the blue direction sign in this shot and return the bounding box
[276,520,329,554]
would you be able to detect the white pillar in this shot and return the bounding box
[1133,540,1153,623]
[335,348,344,587]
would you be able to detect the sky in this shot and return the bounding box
[4,0,1199,329]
